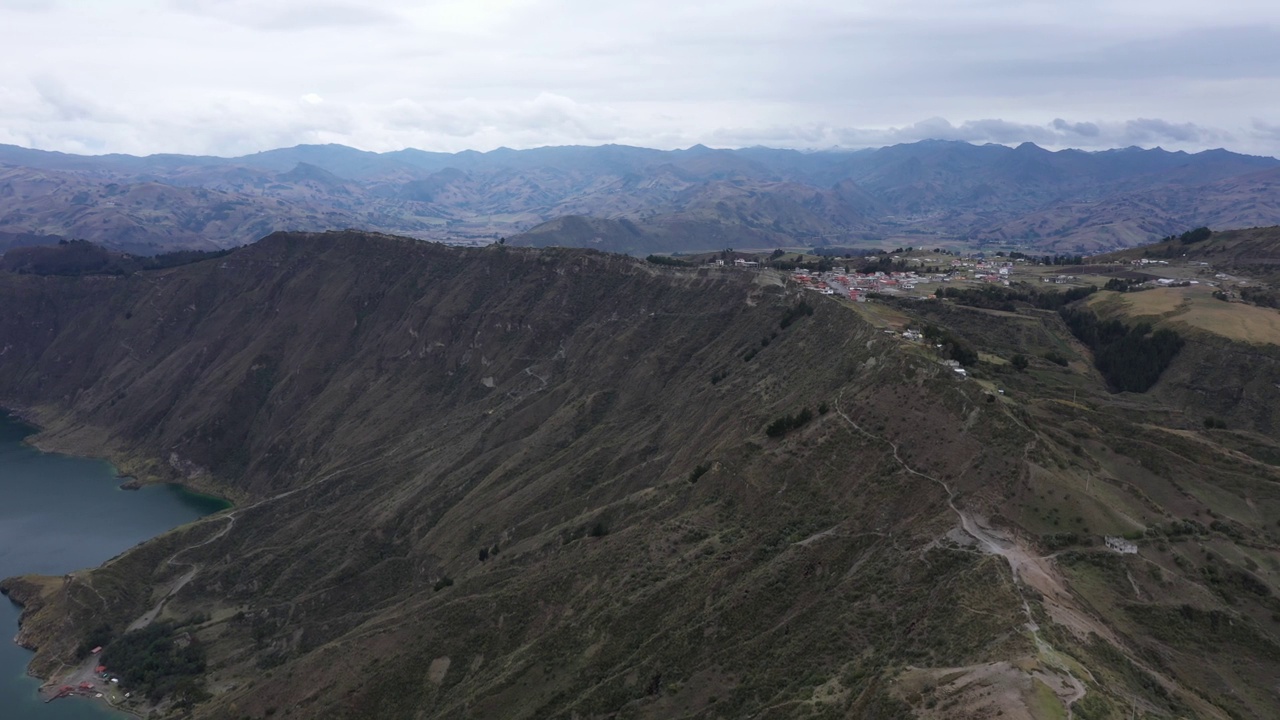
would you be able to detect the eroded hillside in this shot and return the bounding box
[0,231,1277,719]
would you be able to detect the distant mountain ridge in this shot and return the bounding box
[1,140,1277,255]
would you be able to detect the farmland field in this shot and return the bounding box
[1093,285,1280,344]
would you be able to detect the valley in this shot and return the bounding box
[1,229,1279,718]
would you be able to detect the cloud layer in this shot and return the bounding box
[2,0,1279,156]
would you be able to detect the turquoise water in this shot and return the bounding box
[0,413,226,719]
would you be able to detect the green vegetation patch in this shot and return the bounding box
[1124,604,1280,659]
[765,408,814,437]
[779,300,815,329]
[100,620,210,705]
[922,324,978,366]
[1060,309,1184,392]
[645,254,692,267]
[936,283,1096,312]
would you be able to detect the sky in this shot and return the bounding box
[2,0,1280,157]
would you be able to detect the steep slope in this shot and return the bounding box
[512,180,883,254]
[973,169,1280,252]
[1098,225,1280,279]
[0,232,1276,719]
[880,294,1280,720]
[0,165,342,253]
[0,230,64,254]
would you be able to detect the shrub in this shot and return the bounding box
[645,254,691,267]
[99,621,208,703]
[765,408,814,437]
[688,464,710,483]
[1043,351,1069,367]
[779,301,815,329]
[1178,226,1212,244]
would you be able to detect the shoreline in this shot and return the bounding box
[1,404,239,507]
[1,405,234,719]
[3,582,143,719]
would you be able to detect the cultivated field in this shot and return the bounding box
[1093,285,1280,344]
[1174,292,1280,344]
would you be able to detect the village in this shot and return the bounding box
[686,244,1251,389]
[42,644,133,710]
[701,245,1230,301]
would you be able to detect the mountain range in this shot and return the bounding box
[3,140,1280,255]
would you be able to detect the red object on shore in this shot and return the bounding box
[79,681,94,690]
[95,665,106,673]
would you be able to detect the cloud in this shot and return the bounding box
[1121,118,1216,145]
[5,0,60,12]
[168,0,401,31]
[30,75,124,124]
[1052,119,1101,138]
[2,0,1280,156]
[1250,120,1280,143]
[702,117,1239,154]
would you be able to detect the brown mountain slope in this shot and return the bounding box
[0,232,1276,719]
[0,165,342,253]
[4,140,1280,254]
[972,168,1280,253]
[1097,225,1280,278]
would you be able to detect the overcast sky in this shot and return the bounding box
[3,0,1280,157]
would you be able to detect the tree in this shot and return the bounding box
[1011,354,1029,371]
[1179,227,1212,244]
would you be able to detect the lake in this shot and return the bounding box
[0,413,227,719]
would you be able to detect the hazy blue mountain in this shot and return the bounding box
[2,140,1278,254]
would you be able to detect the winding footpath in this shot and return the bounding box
[833,388,1090,716]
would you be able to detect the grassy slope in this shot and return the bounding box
[0,231,1277,718]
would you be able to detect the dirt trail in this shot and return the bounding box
[126,567,197,632]
[121,433,422,632]
[834,390,1093,716]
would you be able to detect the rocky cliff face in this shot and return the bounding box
[1,232,1275,719]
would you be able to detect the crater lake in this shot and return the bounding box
[0,413,226,719]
